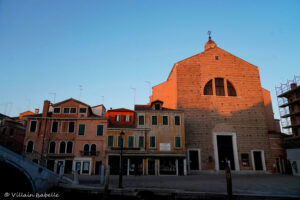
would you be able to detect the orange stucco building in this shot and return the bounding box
[23,98,108,175]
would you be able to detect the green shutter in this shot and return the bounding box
[175,137,181,148]
[152,116,157,125]
[97,125,103,136]
[175,116,180,125]
[150,136,155,148]
[128,136,134,148]
[118,136,123,147]
[108,136,113,147]
[139,136,144,148]
[163,116,168,125]
[139,116,144,125]
[78,124,85,136]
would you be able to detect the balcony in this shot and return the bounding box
[46,153,74,158]
[80,151,100,156]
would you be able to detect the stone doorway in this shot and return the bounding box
[217,135,235,170]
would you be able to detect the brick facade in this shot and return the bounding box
[150,37,278,172]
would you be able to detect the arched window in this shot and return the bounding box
[227,81,237,96]
[67,141,73,153]
[49,141,56,153]
[26,141,34,153]
[91,144,97,156]
[84,144,89,155]
[59,141,66,153]
[204,80,213,95]
[215,78,225,96]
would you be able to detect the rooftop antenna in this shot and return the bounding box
[49,92,56,103]
[0,102,11,115]
[208,30,212,40]
[145,81,152,96]
[130,87,136,106]
[101,96,104,105]
[79,85,83,100]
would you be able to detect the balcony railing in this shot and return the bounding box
[80,151,100,156]
[46,153,74,158]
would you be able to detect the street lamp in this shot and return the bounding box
[119,131,125,188]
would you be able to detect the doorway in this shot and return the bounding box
[188,149,200,171]
[95,161,102,175]
[148,160,155,175]
[217,136,235,170]
[252,150,265,171]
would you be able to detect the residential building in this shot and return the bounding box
[23,98,108,175]
[105,102,186,176]
[0,113,26,154]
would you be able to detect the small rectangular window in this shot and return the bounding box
[241,153,250,166]
[138,115,145,125]
[9,129,14,136]
[68,122,75,133]
[215,55,219,60]
[108,136,114,147]
[70,108,77,114]
[53,107,61,113]
[118,136,124,148]
[163,116,168,125]
[79,108,87,113]
[152,116,157,125]
[78,124,85,136]
[138,136,144,148]
[2,128,6,135]
[128,136,134,148]
[115,115,121,122]
[125,115,131,122]
[97,125,103,136]
[175,136,181,148]
[63,108,70,113]
[29,121,37,133]
[51,121,58,133]
[175,116,180,126]
[150,136,156,148]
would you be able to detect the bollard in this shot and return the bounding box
[225,165,232,199]
[73,170,79,184]
[100,164,105,185]
[104,164,110,192]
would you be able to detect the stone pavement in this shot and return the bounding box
[71,173,300,197]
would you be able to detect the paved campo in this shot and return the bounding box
[71,173,300,197]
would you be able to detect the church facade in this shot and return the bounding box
[150,36,280,173]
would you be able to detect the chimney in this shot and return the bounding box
[42,100,50,117]
[291,83,297,90]
[35,108,39,114]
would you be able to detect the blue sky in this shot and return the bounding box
[0,0,299,118]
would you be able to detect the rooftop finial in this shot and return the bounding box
[208,30,212,40]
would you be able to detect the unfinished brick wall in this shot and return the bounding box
[151,40,275,172]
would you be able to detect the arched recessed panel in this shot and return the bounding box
[49,141,56,153]
[84,144,89,155]
[59,141,66,154]
[26,141,33,153]
[67,141,73,153]
[204,80,213,95]
[227,81,237,96]
[91,144,97,155]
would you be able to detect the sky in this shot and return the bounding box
[0,0,299,119]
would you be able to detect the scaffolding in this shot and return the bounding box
[275,76,300,134]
